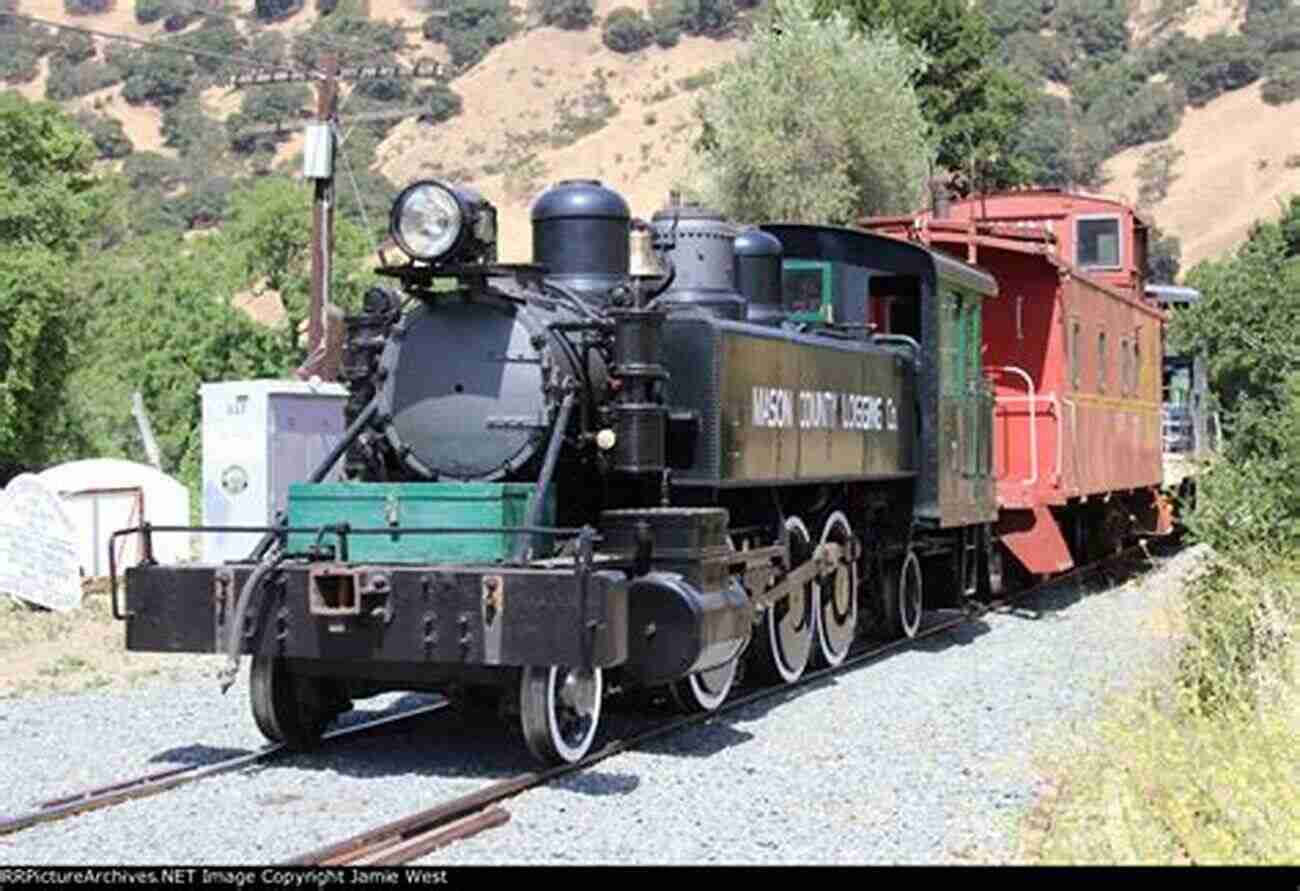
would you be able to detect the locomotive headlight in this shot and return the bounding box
[390,180,496,265]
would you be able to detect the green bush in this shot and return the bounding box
[1053,0,1129,66]
[46,61,124,101]
[53,32,96,65]
[648,0,681,45]
[171,19,246,78]
[122,151,185,191]
[242,83,312,128]
[1001,31,1070,82]
[76,112,133,160]
[1153,33,1263,107]
[416,83,464,124]
[120,47,197,108]
[985,0,1048,37]
[422,0,517,69]
[64,0,113,14]
[1009,92,1109,189]
[603,7,653,53]
[532,0,594,29]
[1261,65,1300,104]
[254,0,302,21]
[135,0,169,23]
[1146,226,1181,283]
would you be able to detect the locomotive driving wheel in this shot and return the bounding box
[250,655,350,751]
[814,511,858,667]
[750,516,816,684]
[520,665,603,764]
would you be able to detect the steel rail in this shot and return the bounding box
[0,700,449,838]
[291,543,1171,866]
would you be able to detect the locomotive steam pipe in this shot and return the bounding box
[512,391,577,563]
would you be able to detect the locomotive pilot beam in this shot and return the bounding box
[120,178,1009,765]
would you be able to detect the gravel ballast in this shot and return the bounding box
[0,548,1197,865]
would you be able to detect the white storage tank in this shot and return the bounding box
[201,379,347,563]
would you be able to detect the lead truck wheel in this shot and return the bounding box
[519,665,603,765]
[250,655,347,751]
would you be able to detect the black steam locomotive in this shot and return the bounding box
[119,179,999,764]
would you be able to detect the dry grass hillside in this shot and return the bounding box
[1104,81,1300,271]
[10,0,1297,273]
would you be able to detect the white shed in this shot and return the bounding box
[37,459,191,576]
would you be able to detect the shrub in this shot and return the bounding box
[415,83,463,124]
[135,0,169,23]
[254,0,302,21]
[422,0,518,69]
[65,0,113,14]
[648,0,681,46]
[1053,0,1129,66]
[1136,143,1184,207]
[122,151,185,191]
[46,60,124,101]
[603,8,653,53]
[53,32,96,65]
[120,47,197,108]
[531,0,594,29]
[1261,65,1300,105]
[76,111,133,160]
[1002,31,1071,83]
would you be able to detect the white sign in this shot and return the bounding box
[0,474,82,612]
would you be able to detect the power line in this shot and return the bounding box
[0,11,321,80]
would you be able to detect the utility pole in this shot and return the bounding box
[301,54,338,382]
[231,57,442,382]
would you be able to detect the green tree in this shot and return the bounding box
[0,95,99,465]
[1172,213,1300,456]
[58,234,294,486]
[222,177,375,355]
[818,0,1032,191]
[692,0,931,222]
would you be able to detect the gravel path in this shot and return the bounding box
[0,548,1197,865]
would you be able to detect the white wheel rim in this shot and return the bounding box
[816,510,857,666]
[767,516,814,683]
[545,665,602,763]
[686,659,736,710]
[900,551,922,638]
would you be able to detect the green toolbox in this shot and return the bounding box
[286,482,553,563]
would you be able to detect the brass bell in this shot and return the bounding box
[628,224,664,278]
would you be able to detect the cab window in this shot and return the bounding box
[1077,216,1122,269]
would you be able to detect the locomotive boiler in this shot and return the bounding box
[117,178,1000,764]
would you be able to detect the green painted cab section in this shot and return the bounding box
[286,482,553,563]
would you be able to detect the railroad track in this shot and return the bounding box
[292,542,1173,866]
[0,699,449,838]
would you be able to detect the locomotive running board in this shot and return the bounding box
[997,506,1073,575]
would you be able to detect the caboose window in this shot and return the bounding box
[1097,330,1107,392]
[1076,216,1122,269]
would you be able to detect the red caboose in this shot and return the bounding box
[862,190,1171,579]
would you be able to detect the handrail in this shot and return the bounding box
[985,365,1039,487]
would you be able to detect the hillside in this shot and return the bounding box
[1104,80,1300,270]
[7,0,1298,275]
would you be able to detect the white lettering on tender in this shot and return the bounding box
[750,386,896,432]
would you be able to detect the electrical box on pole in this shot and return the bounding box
[302,123,334,180]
